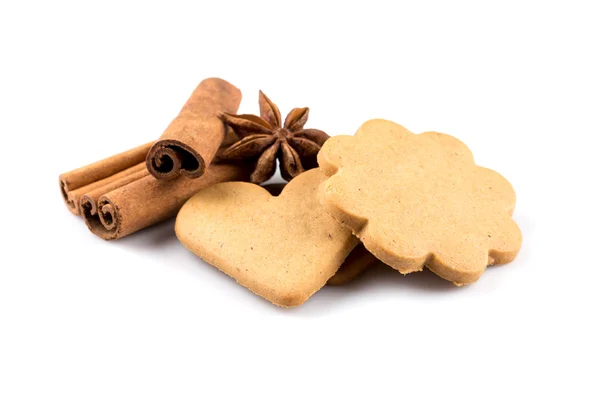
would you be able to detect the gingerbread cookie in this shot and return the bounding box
[262,184,377,286]
[175,169,359,307]
[327,244,379,286]
[318,119,522,285]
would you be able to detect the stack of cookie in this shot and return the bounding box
[175,119,522,307]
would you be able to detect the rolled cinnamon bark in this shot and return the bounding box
[79,166,148,216]
[146,78,242,180]
[81,162,251,240]
[59,142,153,215]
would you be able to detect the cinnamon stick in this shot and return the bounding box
[81,162,251,240]
[59,142,153,215]
[79,165,148,216]
[146,78,242,180]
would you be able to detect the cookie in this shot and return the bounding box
[262,183,377,286]
[326,244,380,286]
[318,119,522,285]
[175,169,359,307]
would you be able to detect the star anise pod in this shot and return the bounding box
[219,91,329,184]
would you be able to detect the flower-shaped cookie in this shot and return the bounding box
[318,119,522,285]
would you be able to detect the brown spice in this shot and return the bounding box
[146,78,242,180]
[81,162,251,240]
[219,91,329,184]
[60,130,245,239]
[59,142,154,215]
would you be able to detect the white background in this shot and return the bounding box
[1,1,599,399]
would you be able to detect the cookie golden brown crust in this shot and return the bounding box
[326,244,379,286]
[175,169,359,307]
[262,183,376,286]
[318,119,522,285]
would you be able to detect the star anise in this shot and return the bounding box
[219,91,329,184]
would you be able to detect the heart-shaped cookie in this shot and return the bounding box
[260,184,378,286]
[175,169,359,307]
[326,244,380,286]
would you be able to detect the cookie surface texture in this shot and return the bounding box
[318,119,522,285]
[326,244,380,286]
[262,183,373,286]
[175,169,359,307]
